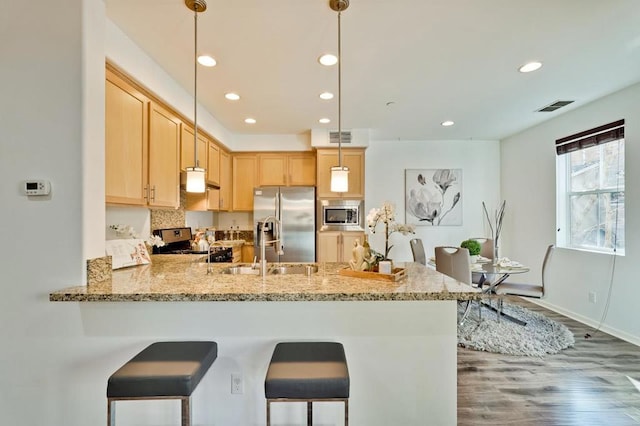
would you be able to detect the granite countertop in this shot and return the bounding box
[49,256,480,302]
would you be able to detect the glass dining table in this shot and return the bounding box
[473,260,531,325]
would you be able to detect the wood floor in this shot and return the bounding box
[458,297,640,425]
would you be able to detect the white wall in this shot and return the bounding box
[364,140,501,262]
[501,82,640,345]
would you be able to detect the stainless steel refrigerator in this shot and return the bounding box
[253,186,315,262]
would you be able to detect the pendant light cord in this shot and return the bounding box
[193,4,199,168]
[337,10,342,169]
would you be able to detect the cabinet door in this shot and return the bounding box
[207,141,220,186]
[219,150,231,211]
[288,153,316,186]
[232,154,257,211]
[317,232,341,263]
[341,150,365,198]
[180,124,207,172]
[207,188,220,211]
[259,154,287,186]
[241,244,255,263]
[341,232,365,263]
[316,149,364,198]
[148,102,181,208]
[105,72,149,206]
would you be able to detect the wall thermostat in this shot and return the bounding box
[23,180,51,196]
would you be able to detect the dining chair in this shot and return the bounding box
[434,246,472,284]
[470,237,494,259]
[434,246,479,325]
[410,238,427,265]
[470,237,493,286]
[494,244,554,321]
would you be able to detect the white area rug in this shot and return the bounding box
[457,301,575,357]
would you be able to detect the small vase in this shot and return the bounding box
[493,244,500,265]
[379,260,393,274]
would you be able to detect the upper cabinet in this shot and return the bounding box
[180,124,208,173]
[316,148,365,199]
[207,141,220,186]
[258,152,316,186]
[147,102,181,208]
[105,70,149,206]
[219,150,231,211]
[232,153,258,211]
[106,69,180,208]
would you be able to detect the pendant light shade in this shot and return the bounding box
[185,0,207,193]
[186,167,206,192]
[330,0,349,193]
[330,166,349,192]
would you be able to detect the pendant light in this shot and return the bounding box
[185,0,207,193]
[330,0,349,193]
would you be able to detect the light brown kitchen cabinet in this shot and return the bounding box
[317,231,365,263]
[258,152,316,186]
[180,124,207,173]
[219,150,231,210]
[241,244,255,263]
[316,148,365,199]
[232,154,258,211]
[106,70,180,208]
[148,101,181,208]
[105,70,149,206]
[184,188,220,211]
[207,141,220,186]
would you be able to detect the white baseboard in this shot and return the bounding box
[522,297,640,348]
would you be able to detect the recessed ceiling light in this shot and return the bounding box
[518,61,542,73]
[319,118,331,124]
[318,54,338,66]
[225,93,240,101]
[244,118,256,124]
[319,92,334,100]
[197,55,217,67]
[441,120,455,127]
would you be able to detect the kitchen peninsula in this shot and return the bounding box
[50,258,478,425]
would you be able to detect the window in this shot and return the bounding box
[556,120,625,254]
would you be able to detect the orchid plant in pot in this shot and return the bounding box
[366,202,415,264]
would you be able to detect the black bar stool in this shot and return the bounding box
[265,342,350,425]
[107,341,217,426]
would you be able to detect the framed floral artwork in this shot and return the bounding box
[405,169,462,226]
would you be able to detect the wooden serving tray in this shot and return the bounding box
[338,267,407,282]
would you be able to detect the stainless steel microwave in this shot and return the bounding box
[318,199,364,231]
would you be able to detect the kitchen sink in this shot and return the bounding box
[269,264,318,275]
[220,266,260,275]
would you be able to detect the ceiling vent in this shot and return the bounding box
[329,131,352,144]
[537,100,575,112]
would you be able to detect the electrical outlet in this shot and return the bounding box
[588,291,597,304]
[231,373,243,394]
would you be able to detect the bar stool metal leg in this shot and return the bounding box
[181,397,191,426]
[307,401,312,425]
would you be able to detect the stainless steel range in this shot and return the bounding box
[152,227,233,262]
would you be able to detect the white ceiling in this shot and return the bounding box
[105,0,640,141]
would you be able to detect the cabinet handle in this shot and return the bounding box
[150,185,156,202]
[144,184,149,202]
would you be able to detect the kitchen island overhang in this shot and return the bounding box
[49,257,478,426]
[49,256,481,302]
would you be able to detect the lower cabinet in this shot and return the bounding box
[241,244,255,263]
[317,231,365,263]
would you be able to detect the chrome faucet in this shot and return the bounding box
[259,215,284,277]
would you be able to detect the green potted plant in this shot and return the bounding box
[460,239,481,263]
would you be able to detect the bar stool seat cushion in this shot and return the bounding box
[265,342,349,399]
[107,341,218,398]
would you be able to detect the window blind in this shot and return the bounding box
[555,119,624,155]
